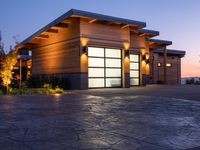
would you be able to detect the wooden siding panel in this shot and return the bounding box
[152,53,181,84]
[31,17,81,75]
[130,32,146,49]
[32,40,80,75]
[36,18,80,47]
[80,19,129,42]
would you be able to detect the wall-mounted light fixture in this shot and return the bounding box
[124,49,130,58]
[82,46,88,55]
[146,59,150,64]
[142,55,146,61]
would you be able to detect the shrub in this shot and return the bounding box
[9,88,46,95]
[43,84,64,94]
[0,89,3,94]
[8,86,64,95]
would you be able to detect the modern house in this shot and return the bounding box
[17,9,185,89]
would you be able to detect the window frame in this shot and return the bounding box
[130,54,140,86]
[88,47,122,88]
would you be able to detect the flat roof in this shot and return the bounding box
[154,48,186,57]
[148,39,172,46]
[21,9,146,45]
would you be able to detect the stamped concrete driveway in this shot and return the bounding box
[0,85,200,150]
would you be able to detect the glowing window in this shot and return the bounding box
[130,71,139,78]
[88,47,104,57]
[130,62,139,70]
[130,78,139,86]
[106,78,121,87]
[106,69,121,77]
[88,58,104,67]
[130,55,139,62]
[157,63,161,67]
[88,68,104,77]
[89,78,105,88]
[105,48,121,58]
[166,63,172,67]
[106,59,121,68]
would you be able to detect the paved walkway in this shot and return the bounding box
[0,85,200,150]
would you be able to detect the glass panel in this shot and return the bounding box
[106,78,121,87]
[89,78,105,88]
[130,62,139,70]
[88,47,104,57]
[130,70,139,78]
[130,55,139,62]
[105,48,121,58]
[106,69,121,77]
[88,68,104,77]
[130,78,139,86]
[88,58,104,67]
[106,59,121,68]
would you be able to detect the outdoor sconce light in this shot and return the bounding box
[146,59,150,64]
[125,50,130,58]
[82,46,88,55]
[142,55,146,61]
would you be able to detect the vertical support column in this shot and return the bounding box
[177,57,181,84]
[80,44,88,89]
[19,58,22,89]
[141,49,147,86]
[123,49,130,88]
[149,50,154,84]
[163,47,167,84]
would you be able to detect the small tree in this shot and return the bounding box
[0,50,17,93]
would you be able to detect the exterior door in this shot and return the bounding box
[88,47,122,88]
[130,54,140,86]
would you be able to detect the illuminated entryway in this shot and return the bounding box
[130,54,140,86]
[88,47,122,88]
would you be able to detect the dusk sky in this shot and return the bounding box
[0,0,199,77]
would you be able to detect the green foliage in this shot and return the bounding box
[0,89,3,94]
[9,88,45,95]
[8,85,64,95]
[43,83,64,94]
[0,50,17,92]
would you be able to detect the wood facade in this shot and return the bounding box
[17,9,185,89]
[151,53,181,84]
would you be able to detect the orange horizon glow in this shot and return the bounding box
[180,48,200,78]
[182,63,200,78]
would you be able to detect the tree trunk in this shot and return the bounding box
[6,85,9,94]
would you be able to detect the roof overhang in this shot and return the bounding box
[71,9,146,27]
[137,29,159,38]
[20,9,146,46]
[154,48,186,57]
[148,39,172,47]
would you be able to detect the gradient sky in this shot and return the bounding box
[0,0,199,77]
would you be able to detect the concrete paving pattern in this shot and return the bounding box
[0,85,200,150]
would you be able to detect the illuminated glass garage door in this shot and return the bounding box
[88,47,122,88]
[130,54,140,86]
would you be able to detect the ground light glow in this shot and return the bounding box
[53,93,62,102]
[54,93,62,97]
